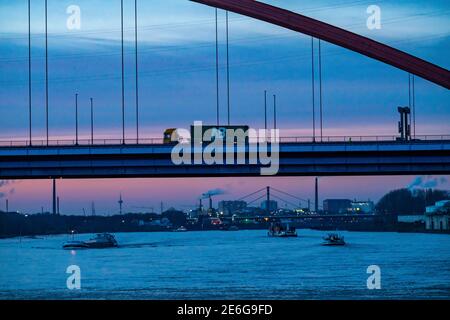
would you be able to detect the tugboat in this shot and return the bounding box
[84,233,118,248]
[268,222,297,237]
[63,233,118,249]
[322,233,346,246]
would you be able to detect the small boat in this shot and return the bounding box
[83,233,118,248]
[173,226,188,232]
[268,222,297,237]
[322,233,346,246]
[63,240,89,250]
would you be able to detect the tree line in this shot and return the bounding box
[376,188,449,215]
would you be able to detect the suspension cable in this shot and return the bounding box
[270,187,308,203]
[246,194,267,206]
[236,187,267,201]
[270,194,300,209]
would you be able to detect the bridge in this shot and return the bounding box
[1,0,449,181]
[1,136,449,179]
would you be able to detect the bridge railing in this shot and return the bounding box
[0,135,449,147]
[279,135,450,143]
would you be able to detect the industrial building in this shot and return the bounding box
[261,200,278,213]
[425,200,450,231]
[350,200,375,214]
[218,200,247,216]
[323,199,352,214]
[323,199,375,214]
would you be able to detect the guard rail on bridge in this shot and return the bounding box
[0,135,449,147]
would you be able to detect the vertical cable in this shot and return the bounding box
[215,8,219,126]
[273,94,277,130]
[121,0,125,144]
[408,73,411,109]
[409,74,411,100]
[318,39,323,141]
[135,0,139,143]
[226,10,230,125]
[45,0,49,145]
[75,93,78,145]
[311,37,315,143]
[413,76,416,138]
[408,73,412,139]
[264,90,267,130]
[28,0,32,145]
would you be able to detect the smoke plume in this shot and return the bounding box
[202,188,226,198]
[0,180,16,199]
[408,176,448,190]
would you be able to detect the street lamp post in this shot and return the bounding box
[90,98,94,145]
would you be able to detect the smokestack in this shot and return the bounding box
[57,196,60,215]
[52,179,56,215]
[315,177,319,213]
[199,198,203,211]
[5,199,9,213]
[209,195,212,210]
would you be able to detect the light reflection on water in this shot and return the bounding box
[0,229,449,300]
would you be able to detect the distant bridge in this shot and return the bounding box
[1,137,449,179]
[230,213,387,221]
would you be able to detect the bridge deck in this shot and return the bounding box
[0,140,449,179]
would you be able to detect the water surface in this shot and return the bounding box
[0,229,449,299]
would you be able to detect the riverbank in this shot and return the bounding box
[2,211,447,239]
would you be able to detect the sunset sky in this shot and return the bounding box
[0,0,449,213]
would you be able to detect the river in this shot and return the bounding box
[0,229,449,299]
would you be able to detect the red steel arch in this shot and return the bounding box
[191,0,450,89]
